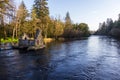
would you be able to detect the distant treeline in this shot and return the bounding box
[95,14,120,38]
[0,0,90,41]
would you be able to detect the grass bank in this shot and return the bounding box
[0,38,18,44]
[0,37,88,44]
[44,38,55,44]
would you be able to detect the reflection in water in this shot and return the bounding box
[0,36,120,80]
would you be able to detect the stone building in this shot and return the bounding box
[19,29,44,48]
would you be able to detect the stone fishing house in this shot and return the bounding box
[18,29,44,49]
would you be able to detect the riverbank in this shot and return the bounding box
[44,37,89,44]
[44,38,55,44]
[0,37,89,44]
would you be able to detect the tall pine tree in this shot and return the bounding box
[64,12,73,38]
[65,12,72,28]
[32,0,49,38]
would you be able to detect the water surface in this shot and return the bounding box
[0,36,120,80]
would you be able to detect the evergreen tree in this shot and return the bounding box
[65,11,72,28]
[63,12,73,38]
[95,14,120,38]
[33,0,49,19]
[32,0,49,38]
[106,18,113,34]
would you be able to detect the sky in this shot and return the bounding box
[15,0,120,31]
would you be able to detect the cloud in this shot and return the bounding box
[91,11,97,14]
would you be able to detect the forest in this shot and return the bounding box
[95,14,120,38]
[0,0,90,43]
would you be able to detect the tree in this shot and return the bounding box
[0,0,13,16]
[32,0,49,38]
[106,18,113,34]
[33,0,49,19]
[0,0,14,44]
[64,12,73,38]
[78,23,89,36]
[65,11,72,28]
[95,13,120,38]
[13,1,28,38]
[53,19,64,39]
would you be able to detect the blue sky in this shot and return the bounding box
[15,0,120,31]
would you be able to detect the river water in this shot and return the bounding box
[0,36,120,80]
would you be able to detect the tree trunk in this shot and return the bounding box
[1,15,7,39]
[45,23,48,38]
[12,26,15,39]
[3,27,7,39]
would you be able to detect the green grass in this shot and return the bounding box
[0,38,18,43]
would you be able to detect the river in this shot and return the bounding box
[0,36,120,80]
